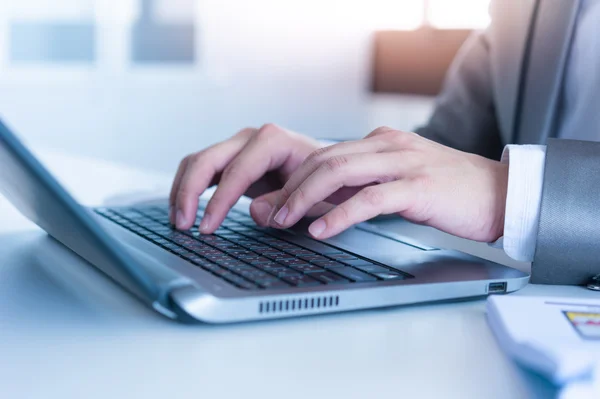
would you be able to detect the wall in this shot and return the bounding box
[0,0,435,174]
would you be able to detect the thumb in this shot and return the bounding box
[249,190,280,226]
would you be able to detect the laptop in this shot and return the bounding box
[0,119,529,323]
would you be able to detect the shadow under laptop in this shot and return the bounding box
[0,230,169,329]
[0,231,557,398]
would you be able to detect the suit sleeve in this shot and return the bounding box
[531,138,600,285]
[415,31,504,160]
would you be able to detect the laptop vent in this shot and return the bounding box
[259,295,340,314]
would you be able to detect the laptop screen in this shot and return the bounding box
[0,119,159,303]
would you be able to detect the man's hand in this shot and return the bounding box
[169,124,322,232]
[268,127,509,242]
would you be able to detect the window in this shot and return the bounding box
[368,0,491,30]
[427,0,491,29]
[0,0,197,68]
[131,0,195,64]
[5,0,96,64]
[371,0,492,95]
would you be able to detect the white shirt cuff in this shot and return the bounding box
[499,144,547,262]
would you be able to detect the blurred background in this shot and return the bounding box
[0,0,490,174]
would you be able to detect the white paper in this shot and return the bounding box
[487,296,600,394]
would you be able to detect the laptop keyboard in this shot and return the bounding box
[94,205,412,291]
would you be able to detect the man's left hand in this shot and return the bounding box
[268,127,509,242]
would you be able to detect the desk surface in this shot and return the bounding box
[0,150,597,399]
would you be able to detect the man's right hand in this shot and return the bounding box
[169,124,321,233]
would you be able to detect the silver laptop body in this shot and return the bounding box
[0,120,529,323]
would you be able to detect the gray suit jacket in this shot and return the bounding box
[415,0,598,285]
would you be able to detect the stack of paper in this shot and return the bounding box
[487,296,600,398]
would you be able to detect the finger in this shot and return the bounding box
[270,138,389,222]
[272,152,405,228]
[174,129,253,229]
[251,190,335,227]
[169,155,191,223]
[200,125,296,234]
[307,181,416,239]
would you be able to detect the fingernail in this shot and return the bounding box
[273,206,289,225]
[267,204,279,223]
[252,200,273,223]
[176,210,187,229]
[199,213,212,233]
[309,219,326,238]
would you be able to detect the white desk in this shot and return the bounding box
[0,150,597,399]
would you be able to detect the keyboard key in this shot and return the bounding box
[216,233,247,241]
[153,238,170,245]
[235,280,258,290]
[239,230,268,237]
[222,274,257,290]
[114,209,143,219]
[228,226,254,232]
[289,237,344,255]
[163,242,181,251]
[245,244,272,251]
[220,271,242,281]
[277,258,312,266]
[193,234,222,243]
[292,249,316,256]
[252,262,285,271]
[282,274,322,287]
[332,267,378,282]
[267,254,296,261]
[236,269,273,281]
[266,267,302,277]
[224,251,255,258]
[212,268,232,277]
[312,260,347,269]
[354,264,392,274]
[330,254,360,261]
[235,255,263,262]
[178,250,196,260]
[247,257,275,266]
[204,253,239,263]
[298,254,330,262]
[289,263,326,274]
[372,272,405,280]
[189,255,217,269]
[217,260,253,269]
[212,243,246,251]
[198,249,222,256]
[338,259,376,267]
[183,242,214,254]
[314,272,351,285]
[223,262,255,271]
[203,263,227,274]
[264,252,295,261]
[256,279,290,289]
[268,242,298,250]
